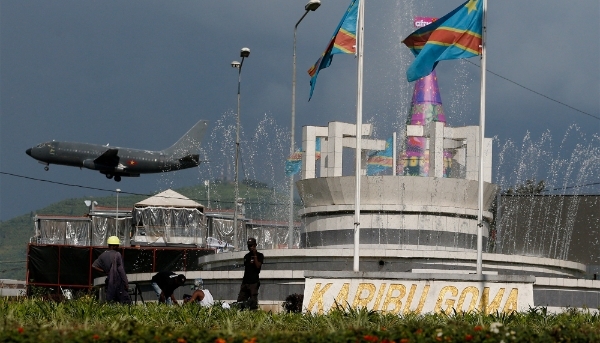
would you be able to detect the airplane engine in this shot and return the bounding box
[82,159,97,170]
[83,159,115,171]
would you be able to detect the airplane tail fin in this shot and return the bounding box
[162,120,209,157]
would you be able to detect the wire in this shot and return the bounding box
[542,182,600,192]
[466,60,600,121]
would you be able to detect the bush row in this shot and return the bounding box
[1,297,600,342]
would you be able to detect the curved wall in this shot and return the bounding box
[296,176,498,250]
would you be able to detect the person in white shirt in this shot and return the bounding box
[184,289,214,307]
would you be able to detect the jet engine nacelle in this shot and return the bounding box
[82,159,96,170]
[83,159,114,171]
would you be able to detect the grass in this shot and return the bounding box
[2,296,600,342]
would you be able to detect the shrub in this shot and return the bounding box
[282,293,304,313]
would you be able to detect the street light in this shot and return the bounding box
[84,200,98,245]
[115,189,121,237]
[84,200,98,210]
[232,47,250,251]
[289,0,321,248]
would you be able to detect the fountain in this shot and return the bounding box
[80,103,598,312]
[192,80,600,314]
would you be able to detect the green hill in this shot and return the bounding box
[0,179,299,281]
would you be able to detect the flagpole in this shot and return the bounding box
[476,0,488,275]
[353,0,365,273]
[392,132,397,176]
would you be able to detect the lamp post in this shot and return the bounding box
[115,188,121,237]
[289,0,321,249]
[232,47,250,251]
[84,200,98,245]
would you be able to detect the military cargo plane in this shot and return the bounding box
[26,120,208,182]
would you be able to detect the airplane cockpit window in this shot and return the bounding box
[36,143,45,148]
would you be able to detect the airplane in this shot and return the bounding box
[26,120,208,182]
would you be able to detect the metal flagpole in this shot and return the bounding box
[392,132,397,176]
[353,0,365,272]
[476,0,488,275]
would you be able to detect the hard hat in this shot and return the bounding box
[107,236,121,245]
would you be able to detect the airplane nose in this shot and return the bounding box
[26,148,32,156]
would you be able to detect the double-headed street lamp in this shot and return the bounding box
[289,0,321,248]
[232,47,250,251]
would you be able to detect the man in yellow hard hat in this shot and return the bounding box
[92,236,131,304]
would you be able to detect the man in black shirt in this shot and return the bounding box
[236,237,264,310]
[151,271,186,305]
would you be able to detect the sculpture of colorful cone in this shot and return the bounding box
[401,70,453,177]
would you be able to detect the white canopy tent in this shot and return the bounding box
[132,189,206,247]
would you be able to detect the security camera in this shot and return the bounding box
[240,47,250,58]
[231,61,241,68]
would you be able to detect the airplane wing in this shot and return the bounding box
[94,148,120,166]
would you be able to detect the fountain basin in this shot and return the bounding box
[297,176,498,250]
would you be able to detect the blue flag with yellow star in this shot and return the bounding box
[307,0,358,100]
[402,0,483,82]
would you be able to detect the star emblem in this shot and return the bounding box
[465,0,479,14]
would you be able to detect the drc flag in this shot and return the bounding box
[307,0,358,100]
[402,0,483,82]
[366,137,393,175]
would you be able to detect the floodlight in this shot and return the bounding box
[231,61,241,68]
[240,47,250,58]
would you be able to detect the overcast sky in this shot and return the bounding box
[1,0,599,221]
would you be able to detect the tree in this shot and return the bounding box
[504,179,546,195]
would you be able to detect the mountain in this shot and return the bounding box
[0,179,299,280]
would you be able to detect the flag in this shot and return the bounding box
[366,137,393,175]
[307,0,358,100]
[285,138,322,176]
[402,0,483,82]
[285,150,303,176]
[315,137,322,160]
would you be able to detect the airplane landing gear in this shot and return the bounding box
[105,174,113,179]
[44,166,49,171]
[114,175,121,182]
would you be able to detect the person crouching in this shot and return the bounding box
[151,271,186,305]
